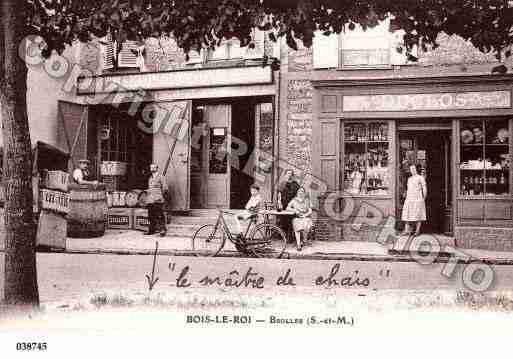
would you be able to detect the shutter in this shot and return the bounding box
[271,35,281,59]
[117,40,139,68]
[99,34,114,70]
[244,28,265,59]
[313,31,339,69]
[209,42,230,60]
[229,38,246,59]
[152,100,192,210]
[185,48,204,64]
[318,118,339,190]
[390,29,418,65]
[57,101,91,173]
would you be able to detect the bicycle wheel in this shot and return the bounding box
[192,224,225,257]
[249,223,288,259]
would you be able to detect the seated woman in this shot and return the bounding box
[286,187,313,251]
[234,184,262,235]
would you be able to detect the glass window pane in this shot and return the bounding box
[343,121,390,196]
[459,119,485,196]
[484,118,510,196]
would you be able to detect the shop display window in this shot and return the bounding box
[459,118,510,196]
[343,122,390,196]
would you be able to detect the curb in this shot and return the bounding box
[32,247,513,265]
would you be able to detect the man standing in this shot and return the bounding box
[146,163,167,236]
[72,159,98,185]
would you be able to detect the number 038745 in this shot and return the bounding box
[16,342,48,351]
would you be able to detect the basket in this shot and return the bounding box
[40,189,70,214]
[100,161,128,176]
[43,170,69,192]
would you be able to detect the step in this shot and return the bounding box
[166,220,244,237]
[170,215,218,225]
[187,208,246,217]
[166,224,202,237]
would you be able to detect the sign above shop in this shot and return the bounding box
[77,65,273,95]
[343,90,511,112]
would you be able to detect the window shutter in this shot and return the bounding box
[117,40,139,68]
[185,49,204,64]
[272,35,281,59]
[318,118,339,190]
[57,101,93,173]
[313,31,339,69]
[229,39,246,58]
[244,28,265,59]
[99,34,114,71]
[209,42,230,60]
[390,30,418,65]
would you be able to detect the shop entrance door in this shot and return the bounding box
[203,105,231,208]
[397,130,452,234]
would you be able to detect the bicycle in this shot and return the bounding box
[191,210,288,258]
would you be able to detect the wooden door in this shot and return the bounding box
[203,105,231,208]
[152,100,191,211]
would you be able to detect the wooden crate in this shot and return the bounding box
[133,208,149,231]
[107,207,133,230]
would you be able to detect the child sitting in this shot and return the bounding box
[234,184,262,235]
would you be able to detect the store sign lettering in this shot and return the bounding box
[78,66,272,94]
[343,91,511,112]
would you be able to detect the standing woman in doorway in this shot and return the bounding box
[401,164,427,237]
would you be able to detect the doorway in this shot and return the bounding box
[397,129,452,234]
[189,101,257,209]
[230,102,256,209]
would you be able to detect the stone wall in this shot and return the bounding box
[285,79,313,174]
[418,33,499,66]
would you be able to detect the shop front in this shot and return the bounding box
[56,65,276,231]
[312,74,513,250]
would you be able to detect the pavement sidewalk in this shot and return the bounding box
[62,229,513,264]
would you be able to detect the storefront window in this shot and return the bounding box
[459,118,510,196]
[209,127,228,174]
[343,122,391,195]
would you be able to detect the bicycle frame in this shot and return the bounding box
[216,210,258,244]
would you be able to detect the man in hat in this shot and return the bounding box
[72,159,98,185]
[145,163,167,236]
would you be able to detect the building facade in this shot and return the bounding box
[2,23,512,250]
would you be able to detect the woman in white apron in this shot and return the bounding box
[401,164,427,237]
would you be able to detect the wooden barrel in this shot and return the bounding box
[125,189,143,207]
[67,183,108,238]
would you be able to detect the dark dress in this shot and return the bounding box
[279,180,300,241]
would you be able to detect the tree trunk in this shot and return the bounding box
[1,0,39,306]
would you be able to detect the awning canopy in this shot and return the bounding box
[0,141,70,176]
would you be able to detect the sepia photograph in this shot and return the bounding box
[1,0,513,357]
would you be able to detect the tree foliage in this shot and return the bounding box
[25,0,513,64]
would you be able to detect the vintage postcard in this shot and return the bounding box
[1,0,513,357]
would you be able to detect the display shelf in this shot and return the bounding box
[459,118,511,198]
[343,121,390,196]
